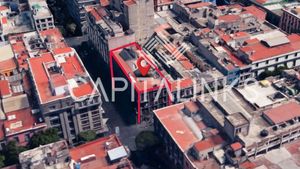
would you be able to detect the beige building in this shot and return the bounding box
[123,0,155,44]
[28,0,55,31]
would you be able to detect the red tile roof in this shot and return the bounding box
[0,6,8,11]
[240,34,300,62]
[233,32,250,39]
[156,0,174,6]
[218,15,241,23]
[263,102,300,125]
[186,2,211,9]
[1,17,7,24]
[111,45,167,92]
[184,101,199,113]
[90,8,102,22]
[221,34,233,43]
[154,102,199,151]
[230,142,243,151]
[70,135,132,169]
[244,5,266,21]
[29,49,93,103]
[240,161,256,169]
[9,34,30,70]
[0,80,11,98]
[51,75,67,87]
[52,47,73,55]
[124,0,136,6]
[0,58,17,72]
[72,82,94,98]
[39,28,68,50]
[194,135,224,152]
[170,78,193,91]
[4,108,46,137]
[255,0,267,4]
[100,0,110,6]
[244,38,260,45]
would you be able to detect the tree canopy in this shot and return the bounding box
[3,141,27,166]
[135,131,160,151]
[29,128,60,149]
[78,130,97,142]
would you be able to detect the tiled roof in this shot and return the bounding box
[124,0,136,6]
[230,142,243,151]
[0,80,11,98]
[240,34,300,62]
[28,48,94,103]
[193,135,224,152]
[263,102,300,125]
[218,15,241,22]
[186,2,211,9]
[4,108,46,136]
[154,102,199,151]
[0,6,8,11]
[39,28,68,50]
[70,135,132,169]
[0,58,17,72]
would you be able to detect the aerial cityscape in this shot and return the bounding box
[0,0,300,168]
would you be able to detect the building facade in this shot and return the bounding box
[85,6,135,64]
[66,0,98,32]
[28,0,55,31]
[28,48,107,144]
[279,4,300,34]
[123,0,155,44]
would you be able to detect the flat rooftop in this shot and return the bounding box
[236,81,288,108]
[4,107,46,137]
[0,12,34,36]
[111,43,167,92]
[28,48,96,104]
[19,140,70,169]
[39,28,68,50]
[154,102,200,151]
[240,33,300,62]
[0,44,14,62]
[69,135,133,169]
[250,140,300,169]
[198,89,254,126]
[29,0,52,18]
[263,101,300,125]
[239,99,300,148]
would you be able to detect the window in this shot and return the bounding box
[80,113,88,118]
[236,128,242,134]
[49,105,56,110]
[81,120,89,125]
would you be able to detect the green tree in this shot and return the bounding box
[135,131,160,151]
[66,22,77,35]
[258,66,287,80]
[3,141,27,166]
[0,154,5,168]
[29,128,60,149]
[78,130,97,142]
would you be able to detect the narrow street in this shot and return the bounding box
[69,42,168,169]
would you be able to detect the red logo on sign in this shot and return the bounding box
[137,57,150,76]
